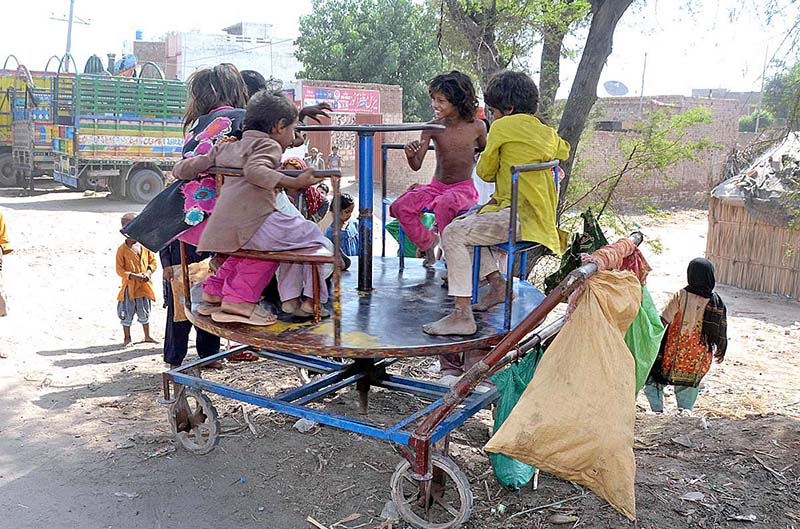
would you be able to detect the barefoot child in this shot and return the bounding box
[117,213,158,346]
[424,70,570,336]
[172,91,330,325]
[390,71,487,266]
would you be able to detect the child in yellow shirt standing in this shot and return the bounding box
[0,210,12,318]
[117,213,158,346]
[424,70,570,336]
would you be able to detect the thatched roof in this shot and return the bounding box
[712,133,799,227]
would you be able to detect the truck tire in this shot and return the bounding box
[126,168,164,204]
[0,154,15,187]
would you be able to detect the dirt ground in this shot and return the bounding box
[0,185,798,529]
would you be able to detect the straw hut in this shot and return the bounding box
[706,133,800,301]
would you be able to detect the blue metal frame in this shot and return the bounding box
[470,162,560,331]
[165,346,498,447]
[357,132,374,291]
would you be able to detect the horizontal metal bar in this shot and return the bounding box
[207,167,342,178]
[171,372,412,444]
[378,375,451,400]
[298,124,444,133]
[510,160,560,174]
[294,374,363,406]
[276,368,362,403]
[387,399,444,434]
[255,350,346,373]
[381,143,435,151]
[166,344,251,376]
[431,390,498,444]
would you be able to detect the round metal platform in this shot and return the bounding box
[185,257,545,358]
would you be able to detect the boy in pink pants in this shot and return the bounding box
[390,71,487,266]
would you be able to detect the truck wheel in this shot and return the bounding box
[127,168,164,204]
[0,154,15,187]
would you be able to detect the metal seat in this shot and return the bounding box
[471,160,560,331]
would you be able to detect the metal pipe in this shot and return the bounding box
[357,132,374,292]
[411,232,644,445]
[331,173,342,345]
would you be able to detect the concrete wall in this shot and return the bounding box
[576,96,740,209]
[132,41,167,78]
[164,26,302,84]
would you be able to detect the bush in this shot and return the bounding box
[739,110,774,132]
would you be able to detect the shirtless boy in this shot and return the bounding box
[389,71,487,266]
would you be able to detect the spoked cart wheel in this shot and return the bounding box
[390,453,473,529]
[168,388,220,455]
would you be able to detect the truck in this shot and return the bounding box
[7,54,186,203]
[53,56,186,203]
[0,55,70,187]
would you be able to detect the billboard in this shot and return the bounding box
[302,86,380,114]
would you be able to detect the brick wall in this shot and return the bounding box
[576,96,740,209]
[301,80,403,175]
[132,41,168,78]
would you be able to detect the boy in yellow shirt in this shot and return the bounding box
[0,210,12,318]
[424,71,570,336]
[116,213,158,346]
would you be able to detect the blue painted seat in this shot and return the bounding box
[471,161,560,331]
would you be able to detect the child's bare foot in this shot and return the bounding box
[122,338,132,348]
[202,292,222,305]
[473,272,508,312]
[299,298,331,319]
[281,298,301,314]
[422,233,440,268]
[423,308,477,336]
[141,336,159,344]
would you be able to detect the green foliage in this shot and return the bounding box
[295,0,446,122]
[435,0,590,88]
[562,107,715,229]
[738,109,775,132]
[763,62,800,131]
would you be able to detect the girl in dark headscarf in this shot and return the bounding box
[644,258,728,415]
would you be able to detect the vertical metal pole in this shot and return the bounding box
[381,145,387,258]
[179,241,191,313]
[357,132,374,291]
[65,0,75,65]
[331,173,342,346]
[471,247,481,304]
[504,170,520,331]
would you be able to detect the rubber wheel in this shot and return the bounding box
[126,168,164,204]
[0,154,15,187]
[168,388,220,455]
[391,454,473,529]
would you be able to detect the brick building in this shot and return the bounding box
[579,95,740,208]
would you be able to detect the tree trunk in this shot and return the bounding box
[442,0,503,90]
[557,0,634,214]
[538,24,568,123]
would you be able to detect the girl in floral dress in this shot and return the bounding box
[644,258,728,414]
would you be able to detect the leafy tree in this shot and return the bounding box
[436,0,635,215]
[763,62,800,131]
[295,0,445,122]
[738,110,775,132]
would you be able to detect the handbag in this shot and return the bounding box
[122,180,191,252]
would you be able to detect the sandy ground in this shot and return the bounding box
[0,184,798,529]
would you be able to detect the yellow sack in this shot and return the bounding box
[485,270,641,520]
[167,259,212,322]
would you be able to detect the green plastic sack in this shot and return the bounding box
[624,286,665,394]
[385,213,435,258]
[489,348,544,490]
[544,210,609,294]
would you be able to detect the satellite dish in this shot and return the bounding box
[603,80,629,96]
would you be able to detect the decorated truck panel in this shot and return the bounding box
[53,72,186,202]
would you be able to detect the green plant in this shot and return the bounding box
[738,110,775,132]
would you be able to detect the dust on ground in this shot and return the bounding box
[0,188,798,529]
